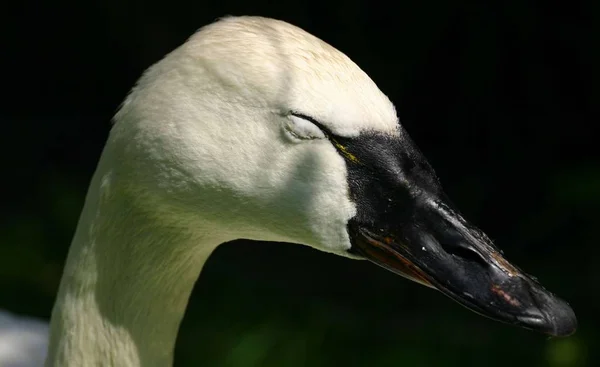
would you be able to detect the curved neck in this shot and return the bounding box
[46,150,220,367]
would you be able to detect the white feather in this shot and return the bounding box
[4,16,402,366]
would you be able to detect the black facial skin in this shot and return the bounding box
[292,113,577,337]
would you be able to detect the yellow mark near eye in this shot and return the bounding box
[334,142,360,164]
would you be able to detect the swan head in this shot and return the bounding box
[111,16,576,337]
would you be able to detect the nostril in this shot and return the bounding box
[441,243,488,266]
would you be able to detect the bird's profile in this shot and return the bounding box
[2,16,577,367]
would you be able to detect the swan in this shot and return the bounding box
[14,15,574,366]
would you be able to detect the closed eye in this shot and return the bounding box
[289,112,333,136]
[290,112,361,164]
[285,112,327,140]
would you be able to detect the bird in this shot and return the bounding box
[2,16,577,367]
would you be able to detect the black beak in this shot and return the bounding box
[329,128,577,337]
[348,197,577,337]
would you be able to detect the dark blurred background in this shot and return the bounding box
[2,0,598,366]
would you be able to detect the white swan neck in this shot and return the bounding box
[46,149,219,367]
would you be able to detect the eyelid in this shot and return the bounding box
[289,112,334,137]
[289,112,361,164]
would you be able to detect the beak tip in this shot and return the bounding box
[528,289,578,337]
[545,300,577,337]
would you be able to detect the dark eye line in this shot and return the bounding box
[290,111,364,165]
[289,111,335,138]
